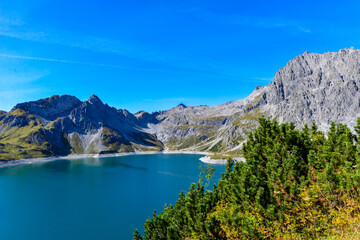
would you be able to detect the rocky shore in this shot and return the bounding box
[199,156,245,164]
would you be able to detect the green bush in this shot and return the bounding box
[135,117,360,239]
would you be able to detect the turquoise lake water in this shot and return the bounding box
[0,154,225,240]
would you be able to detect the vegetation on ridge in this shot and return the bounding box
[0,115,53,160]
[134,117,360,239]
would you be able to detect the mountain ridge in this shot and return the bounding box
[1,47,360,160]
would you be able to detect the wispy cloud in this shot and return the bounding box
[185,8,312,33]
[0,64,47,111]
[0,12,243,79]
[0,64,47,85]
[0,52,271,85]
[142,97,187,103]
[0,10,44,40]
[253,77,274,82]
[0,53,148,70]
[0,7,275,88]
[0,88,41,99]
[0,6,276,99]
[0,88,44,111]
[0,71,45,86]
[0,22,163,65]
[0,52,214,76]
[0,14,23,26]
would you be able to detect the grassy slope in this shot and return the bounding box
[0,112,51,160]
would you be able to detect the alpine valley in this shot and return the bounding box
[1,47,360,161]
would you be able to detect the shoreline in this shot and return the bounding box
[0,150,246,169]
[199,156,245,164]
[0,150,211,169]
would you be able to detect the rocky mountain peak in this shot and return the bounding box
[87,94,103,104]
[135,110,159,126]
[135,111,147,117]
[339,47,357,54]
[11,95,81,120]
[175,103,187,110]
[262,48,360,131]
[267,48,360,104]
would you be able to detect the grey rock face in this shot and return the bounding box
[138,47,360,153]
[264,47,360,131]
[12,95,82,121]
[135,111,160,127]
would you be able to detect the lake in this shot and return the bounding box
[0,154,225,240]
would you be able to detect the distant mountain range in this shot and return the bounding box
[1,47,360,161]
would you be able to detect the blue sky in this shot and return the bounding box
[0,0,359,113]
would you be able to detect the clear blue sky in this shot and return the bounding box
[0,0,359,113]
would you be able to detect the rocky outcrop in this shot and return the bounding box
[1,48,360,160]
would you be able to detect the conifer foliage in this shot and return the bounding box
[134,117,360,239]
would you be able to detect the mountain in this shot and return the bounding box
[0,95,163,160]
[145,47,360,156]
[1,47,360,160]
